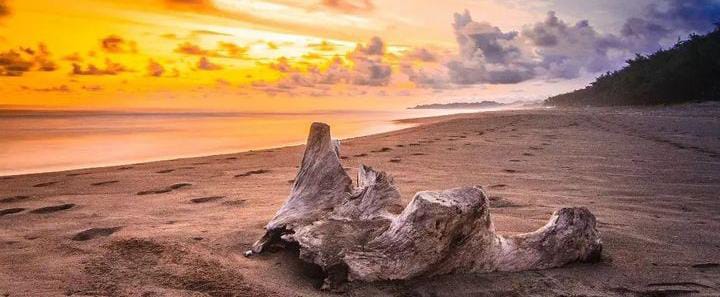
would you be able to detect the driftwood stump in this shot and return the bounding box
[250,122,602,289]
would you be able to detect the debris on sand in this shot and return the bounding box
[248,122,602,290]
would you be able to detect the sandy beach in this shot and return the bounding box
[1,104,720,296]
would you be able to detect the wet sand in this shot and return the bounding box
[1,104,720,296]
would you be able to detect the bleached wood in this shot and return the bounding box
[249,122,602,288]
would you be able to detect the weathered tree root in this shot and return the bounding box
[249,122,602,289]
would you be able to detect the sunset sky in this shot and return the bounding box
[0,0,717,111]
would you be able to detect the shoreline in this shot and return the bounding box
[0,107,521,178]
[2,105,719,296]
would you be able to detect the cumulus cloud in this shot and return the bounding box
[255,37,397,95]
[347,37,392,86]
[101,35,138,53]
[63,52,83,62]
[353,36,384,56]
[401,64,450,89]
[216,41,249,58]
[448,10,536,84]
[147,59,165,77]
[269,57,296,73]
[0,44,57,76]
[175,41,249,59]
[404,48,438,62]
[446,0,720,85]
[175,42,210,56]
[72,59,129,75]
[0,51,33,76]
[196,56,222,70]
[0,0,9,18]
[308,40,337,51]
[620,0,720,53]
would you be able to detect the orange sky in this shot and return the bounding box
[0,0,590,111]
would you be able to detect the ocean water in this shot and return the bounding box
[0,108,492,176]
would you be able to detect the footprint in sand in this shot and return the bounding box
[234,169,270,177]
[156,169,175,174]
[137,183,191,195]
[692,263,719,269]
[222,199,247,206]
[67,172,91,177]
[0,208,26,217]
[91,180,119,186]
[353,153,368,157]
[190,196,224,203]
[371,147,393,153]
[0,195,30,203]
[30,203,75,214]
[488,196,519,208]
[72,227,122,241]
[33,181,57,188]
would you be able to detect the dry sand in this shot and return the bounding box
[1,104,720,296]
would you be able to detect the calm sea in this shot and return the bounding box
[0,108,493,176]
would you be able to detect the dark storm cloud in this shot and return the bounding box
[621,0,720,52]
[446,0,720,85]
[448,10,538,84]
